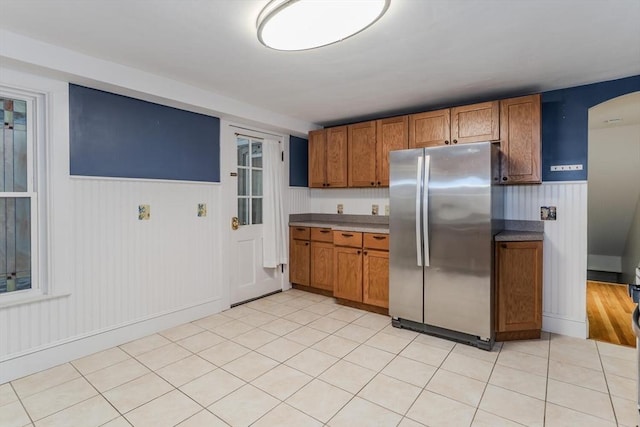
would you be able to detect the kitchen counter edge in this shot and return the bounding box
[495,230,544,242]
[289,221,389,234]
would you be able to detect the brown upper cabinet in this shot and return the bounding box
[376,116,409,186]
[499,94,542,184]
[348,121,377,187]
[347,117,409,187]
[308,127,348,188]
[409,101,499,148]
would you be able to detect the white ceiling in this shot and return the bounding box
[1,0,639,127]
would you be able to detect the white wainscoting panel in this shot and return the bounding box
[309,188,390,215]
[504,181,588,338]
[288,187,311,214]
[0,178,225,381]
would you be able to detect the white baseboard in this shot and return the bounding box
[0,298,225,384]
[542,313,588,339]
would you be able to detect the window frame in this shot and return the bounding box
[0,86,47,302]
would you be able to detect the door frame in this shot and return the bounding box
[219,120,290,308]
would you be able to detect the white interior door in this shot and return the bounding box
[224,127,282,305]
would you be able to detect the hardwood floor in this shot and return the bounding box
[587,280,636,347]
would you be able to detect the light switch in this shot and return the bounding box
[138,204,150,220]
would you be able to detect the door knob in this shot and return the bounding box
[231,216,239,230]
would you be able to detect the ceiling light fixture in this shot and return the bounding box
[257,0,390,51]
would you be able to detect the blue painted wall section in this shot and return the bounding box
[69,84,220,182]
[289,136,308,187]
[542,75,640,181]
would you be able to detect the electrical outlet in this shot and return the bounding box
[372,204,379,215]
[197,203,207,217]
[385,205,390,216]
[337,204,343,214]
[541,206,557,220]
[551,164,583,171]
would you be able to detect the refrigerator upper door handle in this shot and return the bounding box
[416,156,423,267]
[423,155,430,267]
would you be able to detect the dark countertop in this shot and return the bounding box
[289,221,389,234]
[495,230,544,241]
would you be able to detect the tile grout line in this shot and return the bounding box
[10,381,35,427]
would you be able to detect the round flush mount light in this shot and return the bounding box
[257,0,390,51]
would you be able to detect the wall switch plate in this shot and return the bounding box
[551,164,583,171]
[385,205,390,216]
[372,204,379,215]
[138,204,150,220]
[541,206,556,220]
[337,204,343,214]
[197,203,207,217]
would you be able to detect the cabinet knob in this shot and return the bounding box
[453,139,458,144]
[444,140,450,145]
[502,177,508,181]
[363,251,368,255]
[357,250,361,255]
[327,183,331,186]
[377,181,381,186]
[305,242,309,246]
[371,182,375,186]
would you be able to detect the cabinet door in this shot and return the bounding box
[333,246,363,302]
[326,126,348,187]
[289,238,310,286]
[496,241,543,333]
[348,121,377,187]
[376,116,408,187]
[500,94,541,184]
[409,109,450,148]
[451,101,499,144]
[308,129,327,188]
[311,242,334,291]
[363,249,389,308]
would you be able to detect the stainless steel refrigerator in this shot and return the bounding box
[389,142,503,350]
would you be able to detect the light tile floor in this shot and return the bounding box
[2,289,639,427]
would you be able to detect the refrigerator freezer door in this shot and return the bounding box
[389,148,425,323]
[423,142,494,340]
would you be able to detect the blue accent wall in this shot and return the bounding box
[542,75,640,181]
[69,84,220,182]
[289,136,308,187]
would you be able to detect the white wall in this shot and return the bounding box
[587,124,640,266]
[307,181,589,338]
[309,188,389,215]
[0,32,317,381]
[622,196,640,285]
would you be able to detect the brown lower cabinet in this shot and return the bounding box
[334,231,389,310]
[289,231,310,286]
[495,240,543,341]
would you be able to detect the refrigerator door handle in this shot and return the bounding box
[423,155,431,267]
[416,156,423,267]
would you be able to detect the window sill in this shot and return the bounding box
[0,293,71,309]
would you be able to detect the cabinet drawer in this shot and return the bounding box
[311,227,333,243]
[363,233,389,251]
[291,226,310,240]
[333,231,363,248]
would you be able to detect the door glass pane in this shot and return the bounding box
[252,198,262,225]
[238,198,249,226]
[252,142,262,168]
[1,98,28,193]
[237,168,249,196]
[237,138,250,166]
[0,197,31,294]
[252,169,262,196]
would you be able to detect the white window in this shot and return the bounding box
[0,89,41,299]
